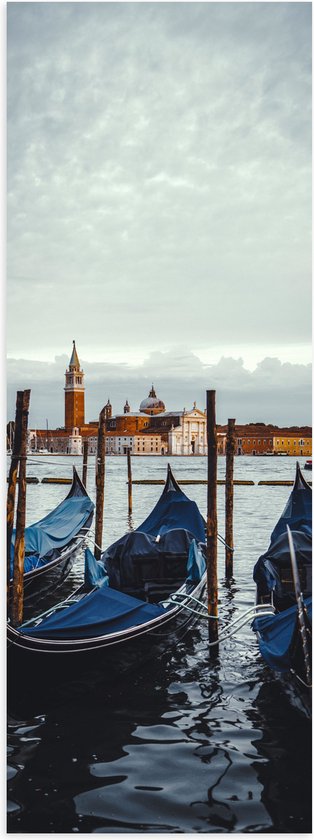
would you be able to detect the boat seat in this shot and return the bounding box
[130,553,188,585]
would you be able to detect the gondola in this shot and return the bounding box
[9,467,94,614]
[252,462,312,717]
[7,465,207,699]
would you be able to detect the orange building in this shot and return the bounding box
[217,424,312,456]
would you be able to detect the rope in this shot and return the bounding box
[217,534,234,553]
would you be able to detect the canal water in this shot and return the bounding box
[7,455,312,833]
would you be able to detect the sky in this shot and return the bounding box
[6,2,312,426]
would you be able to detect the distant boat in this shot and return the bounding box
[253,462,312,717]
[304,459,312,471]
[8,467,94,615]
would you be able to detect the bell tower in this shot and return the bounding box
[64,340,85,430]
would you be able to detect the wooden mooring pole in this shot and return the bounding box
[10,389,31,627]
[7,391,24,613]
[225,418,236,578]
[82,438,88,488]
[127,447,132,515]
[94,407,106,561]
[206,390,218,648]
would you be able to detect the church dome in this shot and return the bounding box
[139,385,165,415]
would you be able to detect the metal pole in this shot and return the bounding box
[206,390,218,647]
[225,418,236,578]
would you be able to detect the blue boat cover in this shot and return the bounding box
[253,464,312,597]
[253,598,312,672]
[270,464,312,543]
[20,584,168,640]
[253,530,312,597]
[10,477,94,576]
[137,470,206,542]
[102,466,206,590]
[186,539,207,581]
[84,548,109,588]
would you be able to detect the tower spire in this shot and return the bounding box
[69,339,80,370]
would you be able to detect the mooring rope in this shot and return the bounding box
[165,593,275,647]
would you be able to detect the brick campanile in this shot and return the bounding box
[64,340,85,430]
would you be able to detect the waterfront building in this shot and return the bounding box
[22,342,312,457]
[272,431,312,457]
[226,424,312,457]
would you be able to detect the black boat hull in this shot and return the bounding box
[8,577,206,714]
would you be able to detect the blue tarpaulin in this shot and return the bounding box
[10,487,94,576]
[253,464,312,598]
[84,548,109,588]
[102,465,206,590]
[137,472,206,542]
[253,598,312,672]
[20,584,168,639]
[186,539,207,582]
[270,464,312,543]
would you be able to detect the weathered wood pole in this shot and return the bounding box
[127,447,132,515]
[206,390,218,646]
[82,438,88,488]
[11,389,31,627]
[7,391,24,612]
[225,418,236,578]
[94,407,106,561]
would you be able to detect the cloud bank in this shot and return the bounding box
[7,349,312,428]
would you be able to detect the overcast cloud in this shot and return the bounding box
[7,2,312,370]
[7,349,312,427]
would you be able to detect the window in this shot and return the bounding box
[299,439,305,446]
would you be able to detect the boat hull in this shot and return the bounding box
[8,468,94,618]
[10,510,94,616]
[7,577,206,713]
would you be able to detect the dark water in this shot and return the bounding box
[7,456,312,833]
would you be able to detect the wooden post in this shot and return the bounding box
[82,438,88,488]
[127,447,132,515]
[206,390,218,647]
[7,392,24,613]
[94,407,106,561]
[225,418,236,578]
[11,389,31,627]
